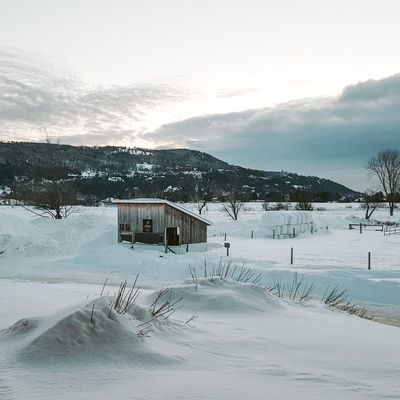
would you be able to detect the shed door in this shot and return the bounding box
[166,227,179,246]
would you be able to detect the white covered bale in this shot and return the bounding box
[259,211,313,238]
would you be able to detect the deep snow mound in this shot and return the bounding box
[0,209,115,257]
[0,279,284,367]
[144,278,284,315]
[0,212,57,256]
[1,297,177,365]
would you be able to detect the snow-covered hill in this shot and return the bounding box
[0,141,359,201]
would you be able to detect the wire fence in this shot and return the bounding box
[233,247,400,270]
[212,235,400,271]
[384,226,400,236]
[291,249,399,270]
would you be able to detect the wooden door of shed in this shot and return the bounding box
[166,227,179,245]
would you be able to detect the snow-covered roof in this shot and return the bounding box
[112,198,213,225]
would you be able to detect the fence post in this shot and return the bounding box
[251,230,254,239]
[224,233,227,241]
[368,252,371,270]
[293,227,296,238]
[360,223,362,234]
[311,224,314,234]
[273,229,275,239]
[290,247,294,265]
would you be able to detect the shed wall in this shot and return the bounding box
[117,203,207,244]
[165,204,207,244]
[118,203,165,242]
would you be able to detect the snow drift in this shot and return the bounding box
[1,279,282,366]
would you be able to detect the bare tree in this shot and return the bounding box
[196,198,207,215]
[13,143,80,219]
[294,190,314,211]
[193,185,212,215]
[221,189,245,220]
[16,180,77,219]
[367,150,400,216]
[360,190,382,220]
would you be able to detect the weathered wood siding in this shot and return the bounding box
[165,204,207,244]
[117,203,165,242]
[117,202,207,244]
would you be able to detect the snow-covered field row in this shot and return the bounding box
[0,203,399,399]
[1,204,399,304]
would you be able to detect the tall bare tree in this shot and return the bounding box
[221,188,245,220]
[193,185,212,215]
[367,150,400,216]
[361,190,383,220]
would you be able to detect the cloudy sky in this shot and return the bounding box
[1,0,400,190]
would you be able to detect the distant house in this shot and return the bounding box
[113,198,212,251]
[100,197,115,207]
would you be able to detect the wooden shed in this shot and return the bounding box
[113,198,212,247]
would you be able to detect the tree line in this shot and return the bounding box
[5,148,400,222]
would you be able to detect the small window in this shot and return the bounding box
[119,223,125,231]
[143,219,153,233]
[120,223,131,231]
[125,223,131,231]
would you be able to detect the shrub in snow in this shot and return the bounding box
[189,260,263,287]
[323,286,372,320]
[109,276,140,316]
[266,273,373,320]
[150,287,183,319]
[267,272,314,302]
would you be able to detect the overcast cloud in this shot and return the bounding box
[0,48,192,146]
[1,48,400,190]
[147,75,400,190]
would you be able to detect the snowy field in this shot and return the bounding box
[0,203,399,399]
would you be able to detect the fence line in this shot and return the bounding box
[213,231,400,270]
[217,245,400,270]
[384,226,400,236]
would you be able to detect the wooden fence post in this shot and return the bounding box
[360,223,362,234]
[368,252,371,270]
[290,247,294,265]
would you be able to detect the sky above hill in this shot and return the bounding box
[1,0,400,190]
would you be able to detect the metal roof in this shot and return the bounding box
[112,198,213,225]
